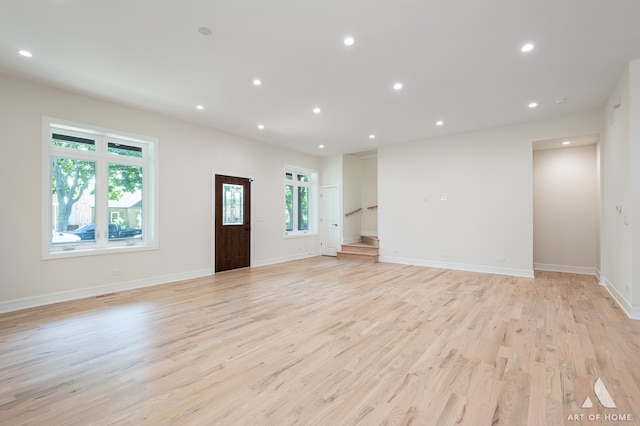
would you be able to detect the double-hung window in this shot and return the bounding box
[285,167,317,236]
[42,117,158,258]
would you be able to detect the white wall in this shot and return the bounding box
[601,59,640,317]
[533,145,599,274]
[0,75,320,311]
[602,65,633,308]
[342,154,362,242]
[361,155,378,237]
[378,110,603,277]
[320,155,342,187]
[631,60,640,309]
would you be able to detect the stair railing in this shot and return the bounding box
[344,206,378,237]
[344,207,362,217]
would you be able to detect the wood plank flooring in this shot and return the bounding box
[1,257,639,425]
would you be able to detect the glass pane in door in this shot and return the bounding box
[223,183,244,225]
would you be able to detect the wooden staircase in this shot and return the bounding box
[337,236,379,263]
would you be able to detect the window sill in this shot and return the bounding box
[43,242,158,260]
[284,232,318,239]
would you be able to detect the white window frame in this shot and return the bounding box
[284,166,318,237]
[42,117,159,259]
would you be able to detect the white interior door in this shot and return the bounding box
[321,185,340,256]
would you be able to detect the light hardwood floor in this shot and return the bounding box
[1,257,639,425]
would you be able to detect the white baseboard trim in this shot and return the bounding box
[601,277,640,320]
[361,230,379,238]
[251,251,321,268]
[533,263,597,276]
[379,256,534,279]
[0,268,213,314]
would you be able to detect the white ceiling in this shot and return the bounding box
[1,0,639,156]
[532,133,600,151]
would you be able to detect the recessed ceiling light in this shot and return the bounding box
[344,36,355,46]
[319,144,325,149]
[253,79,262,86]
[198,27,213,36]
[528,102,538,108]
[393,82,403,90]
[257,124,265,130]
[313,107,321,114]
[369,134,376,139]
[436,120,444,126]
[18,50,32,58]
[562,141,571,145]
[196,105,204,110]
[521,43,534,53]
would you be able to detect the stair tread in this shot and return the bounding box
[337,254,378,263]
[337,250,379,256]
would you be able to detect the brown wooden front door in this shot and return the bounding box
[215,174,251,272]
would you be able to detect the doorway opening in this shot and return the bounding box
[532,134,600,275]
